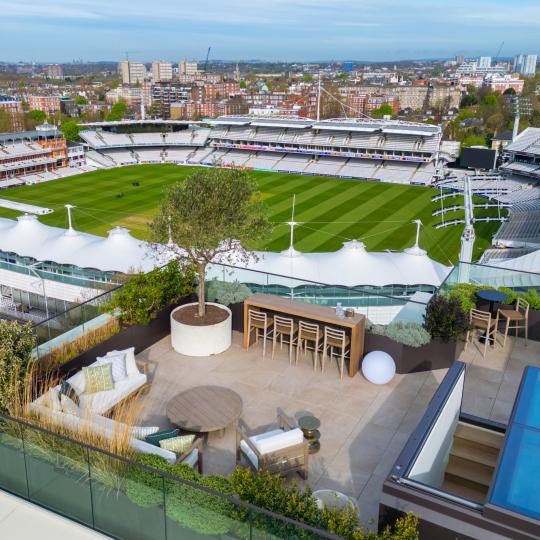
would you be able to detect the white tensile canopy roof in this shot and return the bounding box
[208,240,451,288]
[0,214,157,273]
[0,215,451,286]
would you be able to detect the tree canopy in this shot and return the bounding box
[371,104,394,118]
[60,120,81,141]
[28,109,47,123]
[107,100,127,121]
[150,168,272,317]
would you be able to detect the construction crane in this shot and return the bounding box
[493,41,504,62]
[204,47,211,72]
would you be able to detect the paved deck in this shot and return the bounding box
[137,332,540,528]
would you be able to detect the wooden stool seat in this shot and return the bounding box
[465,308,498,358]
[322,326,350,379]
[272,316,298,364]
[248,310,274,356]
[296,320,322,370]
[498,298,529,346]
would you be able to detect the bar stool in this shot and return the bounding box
[296,320,322,370]
[247,310,273,357]
[322,326,350,379]
[499,298,529,346]
[272,315,298,364]
[465,308,498,359]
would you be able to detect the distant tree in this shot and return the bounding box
[74,96,88,105]
[28,109,46,123]
[461,134,487,148]
[481,94,498,106]
[239,80,246,89]
[303,74,314,83]
[107,100,127,121]
[0,109,12,132]
[60,120,81,141]
[371,104,394,118]
[336,72,349,80]
[460,94,478,108]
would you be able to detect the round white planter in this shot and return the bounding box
[170,302,232,356]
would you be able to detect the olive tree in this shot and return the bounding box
[150,168,272,318]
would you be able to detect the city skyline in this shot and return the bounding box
[1,0,540,63]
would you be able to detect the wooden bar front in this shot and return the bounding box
[243,293,365,377]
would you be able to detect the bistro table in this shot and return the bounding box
[476,289,509,344]
[166,386,243,438]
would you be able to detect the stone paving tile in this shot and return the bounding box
[137,332,539,530]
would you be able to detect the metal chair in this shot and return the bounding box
[465,308,498,358]
[296,320,322,370]
[247,310,273,356]
[498,298,529,347]
[272,315,298,364]
[322,326,350,379]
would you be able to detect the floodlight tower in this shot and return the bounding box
[512,96,533,141]
[458,175,476,282]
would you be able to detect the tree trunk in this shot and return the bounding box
[198,263,206,318]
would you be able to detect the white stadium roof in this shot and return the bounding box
[505,127,540,156]
[0,215,451,287]
[0,215,157,273]
[208,240,451,288]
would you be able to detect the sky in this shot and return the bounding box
[1,0,539,63]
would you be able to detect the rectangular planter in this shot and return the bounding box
[56,295,195,378]
[365,332,463,374]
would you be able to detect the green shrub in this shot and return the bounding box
[103,260,195,326]
[519,289,540,310]
[0,320,36,413]
[384,321,431,348]
[447,283,493,313]
[127,454,235,536]
[424,294,470,342]
[206,280,252,305]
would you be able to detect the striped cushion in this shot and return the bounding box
[59,380,80,407]
[83,364,114,394]
[131,425,160,440]
[159,435,195,455]
[145,428,179,446]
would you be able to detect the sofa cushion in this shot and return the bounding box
[240,429,283,470]
[145,428,179,446]
[130,437,178,465]
[159,434,195,454]
[109,347,139,377]
[131,425,160,440]
[66,370,87,395]
[83,364,114,394]
[95,354,127,383]
[59,380,81,407]
[252,428,304,455]
[79,372,146,414]
[60,394,80,416]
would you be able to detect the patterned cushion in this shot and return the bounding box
[159,434,196,455]
[144,428,179,446]
[83,364,114,394]
[95,354,127,383]
[131,425,160,440]
[59,380,80,407]
[60,394,80,416]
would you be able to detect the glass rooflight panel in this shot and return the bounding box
[490,425,540,520]
[514,368,540,430]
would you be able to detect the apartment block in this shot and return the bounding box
[152,60,173,82]
[119,61,147,85]
[28,95,61,115]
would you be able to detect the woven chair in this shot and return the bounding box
[296,320,322,370]
[321,326,350,379]
[465,308,498,358]
[247,310,273,357]
[272,315,298,364]
[498,298,529,347]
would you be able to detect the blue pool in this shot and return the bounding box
[490,367,540,520]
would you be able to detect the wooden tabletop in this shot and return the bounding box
[166,385,243,433]
[245,293,365,328]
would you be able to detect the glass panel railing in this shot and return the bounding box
[22,424,94,526]
[0,413,337,540]
[440,261,540,294]
[89,450,166,540]
[0,417,28,497]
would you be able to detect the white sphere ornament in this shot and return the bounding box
[362,351,396,385]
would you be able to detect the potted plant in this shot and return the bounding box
[150,168,272,356]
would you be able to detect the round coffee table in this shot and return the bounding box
[166,386,243,438]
